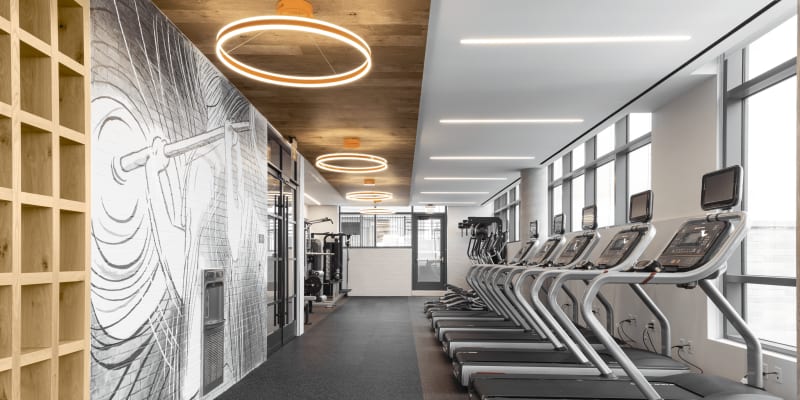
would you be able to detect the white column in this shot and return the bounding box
[519,167,549,236]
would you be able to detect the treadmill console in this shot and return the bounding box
[553,236,591,266]
[656,220,729,271]
[594,231,643,268]
[529,238,559,265]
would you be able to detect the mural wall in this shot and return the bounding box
[90,0,271,398]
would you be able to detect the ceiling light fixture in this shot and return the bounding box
[346,191,393,202]
[360,201,395,215]
[424,177,507,181]
[363,178,376,186]
[419,201,476,205]
[420,191,489,195]
[215,0,372,88]
[430,156,535,160]
[304,192,322,205]
[315,153,388,174]
[460,35,691,45]
[440,118,583,124]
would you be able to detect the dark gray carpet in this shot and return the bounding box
[218,297,425,400]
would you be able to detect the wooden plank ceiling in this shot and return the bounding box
[152,0,431,204]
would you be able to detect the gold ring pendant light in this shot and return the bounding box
[360,201,395,215]
[315,153,388,174]
[216,0,372,88]
[346,191,393,202]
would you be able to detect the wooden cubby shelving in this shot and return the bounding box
[19,42,51,119]
[0,0,9,21]
[58,282,83,342]
[58,351,82,400]
[0,201,9,273]
[20,359,50,400]
[0,115,10,189]
[0,369,10,400]
[21,123,52,196]
[5,1,90,398]
[20,284,52,354]
[58,64,83,133]
[21,205,52,273]
[59,137,84,201]
[0,286,9,358]
[59,210,83,271]
[0,30,10,105]
[19,0,50,45]
[57,0,82,64]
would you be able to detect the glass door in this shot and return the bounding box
[266,173,297,354]
[412,214,447,290]
[266,173,284,354]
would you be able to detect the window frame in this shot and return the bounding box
[721,37,797,354]
[338,211,413,248]
[548,114,652,233]
[493,185,521,243]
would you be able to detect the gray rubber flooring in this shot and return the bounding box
[217,297,465,400]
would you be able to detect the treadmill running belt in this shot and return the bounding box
[471,376,699,399]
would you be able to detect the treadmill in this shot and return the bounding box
[428,220,542,325]
[434,214,599,340]
[441,214,615,357]
[470,165,781,400]
[454,192,688,386]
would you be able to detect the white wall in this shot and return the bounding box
[446,206,493,288]
[349,248,414,296]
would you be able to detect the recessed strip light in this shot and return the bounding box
[424,177,507,181]
[419,201,476,205]
[420,192,489,195]
[430,156,535,160]
[460,35,691,45]
[304,193,321,205]
[440,118,583,124]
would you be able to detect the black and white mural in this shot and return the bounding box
[90,0,271,398]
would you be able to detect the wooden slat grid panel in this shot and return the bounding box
[0,0,90,399]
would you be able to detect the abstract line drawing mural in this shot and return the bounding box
[90,0,271,398]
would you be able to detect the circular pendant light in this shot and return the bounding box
[360,200,394,215]
[360,207,395,215]
[316,153,388,174]
[346,191,393,202]
[216,15,372,88]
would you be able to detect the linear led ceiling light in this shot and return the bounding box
[430,156,535,160]
[315,153,388,174]
[440,118,583,124]
[346,191,393,202]
[424,177,507,181]
[216,0,372,88]
[304,192,321,205]
[420,192,489,195]
[461,35,691,45]
[420,201,476,205]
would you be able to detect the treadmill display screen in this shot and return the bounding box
[701,166,741,211]
[679,232,704,246]
[610,238,627,250]
[529,221,538,239]
[629,191,652,223]
[552,214,564,234]
[581,206,597,230]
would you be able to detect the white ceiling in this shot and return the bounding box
[409,0,795,206]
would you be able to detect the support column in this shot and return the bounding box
[520,168,549,236]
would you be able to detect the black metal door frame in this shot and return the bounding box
[412,213,447,290]
[267,175,297,355]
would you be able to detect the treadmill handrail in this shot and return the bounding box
[523,230,602,363]
[580,211,761,400]
[542,223,657,377]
